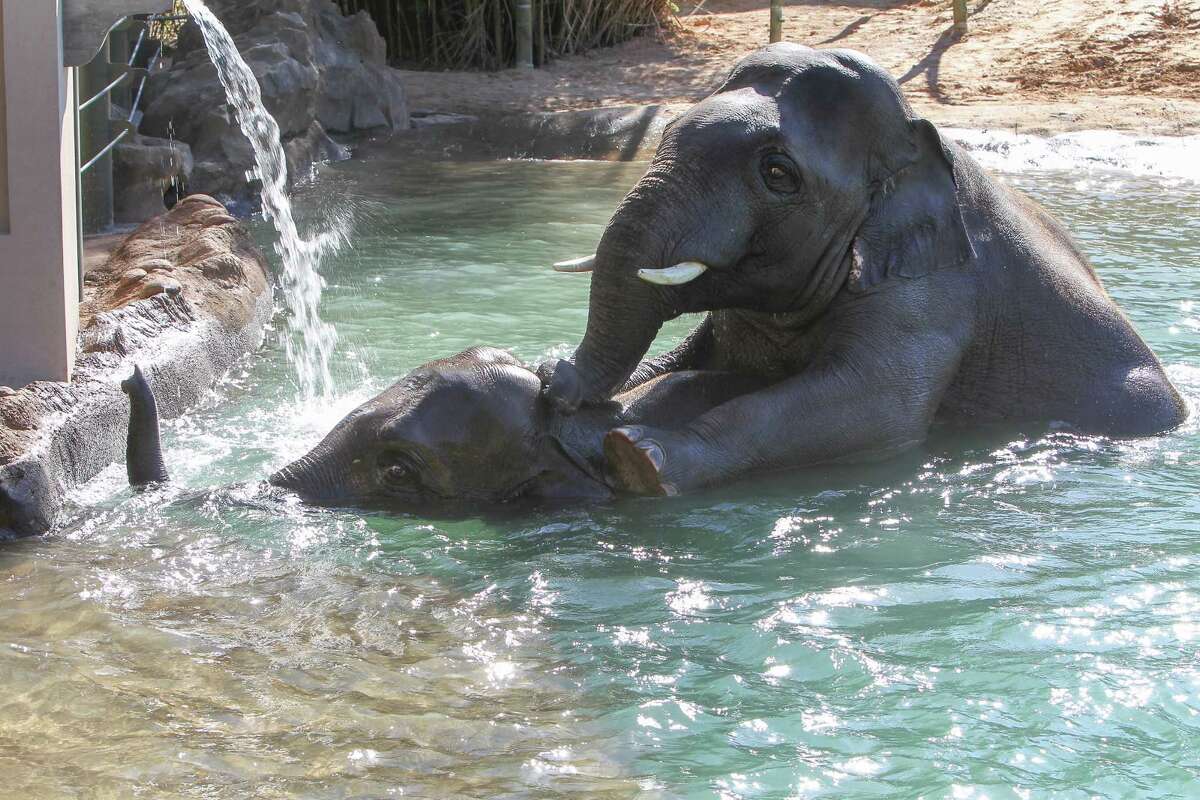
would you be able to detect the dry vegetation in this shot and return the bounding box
[334,0,677,70]
[1156,0,1194,27]
[149,0,190,46]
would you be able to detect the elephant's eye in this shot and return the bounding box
[760,153,801,194]
[379,452,419,487]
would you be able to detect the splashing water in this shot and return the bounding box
[946,128,1200,185]
[183,0,343,400]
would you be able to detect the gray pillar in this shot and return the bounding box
[0,0,82,387]
[515,0,534,69]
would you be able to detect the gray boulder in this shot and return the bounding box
[310,7,407,132]
[113,134,194,224]
[140,0,406,207]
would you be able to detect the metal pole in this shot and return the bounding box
[78,41,115,234]
[515,0,534,68]
[108,22,132,110]
[770,0,784,43]
[74,70,85,302]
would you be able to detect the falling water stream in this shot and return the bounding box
[182,0,343,400]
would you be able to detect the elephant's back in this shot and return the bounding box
[940,150,1184,434]
[951,147,1100,285]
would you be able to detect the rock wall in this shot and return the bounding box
[141,0,408,208]
[0,195,272,538]
[113,133,194,224]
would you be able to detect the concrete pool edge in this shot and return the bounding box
[0,196,272,539]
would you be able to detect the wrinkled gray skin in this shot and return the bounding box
[269,348,763,508]
[126,350,764,509]
[122,366,169,487]
[543,43,1186,496]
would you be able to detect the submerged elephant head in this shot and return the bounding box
[546,43,972,409]
[270,347,608,509]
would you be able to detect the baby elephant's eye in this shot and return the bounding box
[379,452,417,486]
[760,153,801,194]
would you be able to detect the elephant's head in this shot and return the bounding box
[270,348,608,509]
[545,43,972,410]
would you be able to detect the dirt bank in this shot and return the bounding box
[400,0,1200,136]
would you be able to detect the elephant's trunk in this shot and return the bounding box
[269,442,350,501]
[565,176,690,404]
[573,265,665,404]
[122,365,169,487]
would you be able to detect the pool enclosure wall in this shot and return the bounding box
[0,0,168,389]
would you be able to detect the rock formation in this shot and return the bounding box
[0,195,272,537]
[113,134,193,224]
[79,193,268,327]
[140,0,408,208]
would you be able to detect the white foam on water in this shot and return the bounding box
[945,128,1200,184]
[183,0,344,400]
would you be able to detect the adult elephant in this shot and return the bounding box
[542,43,1186,496]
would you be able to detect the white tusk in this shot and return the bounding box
[636,261,709,286]
[552,254,595,273]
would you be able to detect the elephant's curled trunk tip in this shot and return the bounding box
[122,365,169,488]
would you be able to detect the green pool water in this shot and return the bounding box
[3,149,1200,799]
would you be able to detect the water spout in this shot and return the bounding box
[182,0,343,400]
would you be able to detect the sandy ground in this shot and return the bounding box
[400,0,1200,135]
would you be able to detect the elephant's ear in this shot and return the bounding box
[847,119,975,293]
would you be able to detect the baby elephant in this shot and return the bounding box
[122,350,765,509]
